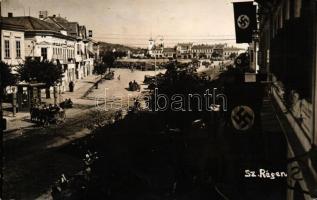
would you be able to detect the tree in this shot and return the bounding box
[93,62,107,89]
[191,58,200,68]
[102,51,127,72]
[229,52,237,60]
[0,61,17,90]
[17,59,64,98]
[93,62,107,76]
[0,62,17,130]
[212,51,220,58]
[0,61,17,112]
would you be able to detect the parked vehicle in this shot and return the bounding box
[60,98,73,109]
[128,81,141,91]
[30,104,66,126]
[104,71,115,80]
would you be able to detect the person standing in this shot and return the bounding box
[69,81,74,92]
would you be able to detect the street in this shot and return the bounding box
[3,62,288,200]
[3,68,167,199]
[3,64,228,199]
[2,0,317,199]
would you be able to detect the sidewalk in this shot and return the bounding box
[3,75,100,134]
[63,75,100,99]
[43,75,100,105]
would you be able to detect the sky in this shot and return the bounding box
[2,0,250,48]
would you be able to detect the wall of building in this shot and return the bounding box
[257,0,317,199]
[1,29,25,66]
[24,35,76,63]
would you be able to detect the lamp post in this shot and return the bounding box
[12,86,17,117]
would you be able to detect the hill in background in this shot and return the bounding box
[99,42,144,54]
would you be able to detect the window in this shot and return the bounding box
[4,40,10,58]
[16,41,21,58]
[41,48,47,61]
[77,44,80,55]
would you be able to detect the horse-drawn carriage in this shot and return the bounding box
[104,71,115,80]
[128,81,141,91]
[60,98,73,109]
[143,75,156,84]
[30,104,66,126]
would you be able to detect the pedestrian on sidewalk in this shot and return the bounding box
[69,81,74,92]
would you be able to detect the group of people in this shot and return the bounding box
[60,98,73,109]
[128,80,140,91]
[30,103,65,125]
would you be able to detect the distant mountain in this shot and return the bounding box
[98,42,141,54]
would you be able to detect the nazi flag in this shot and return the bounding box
[233,1,257,43]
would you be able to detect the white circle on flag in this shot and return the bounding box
[237,15,250,29]
[231,105,254,131]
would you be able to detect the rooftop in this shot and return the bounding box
[192,44,214,49]
[1,18,25,31]
[2,16,62,32]
[163,47,176,53]
[224,46,244,51]
[177,43,193,47]
[44,16,80,37]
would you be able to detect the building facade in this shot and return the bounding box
[223,46,245,59]
[191,44,214,59]
[148,38,164,58]
[176,43,193,59]
[43,14,96,80]
[1,18,25,67]
[163,47,176,58]
[256,0,317,199]
[3,15,78,92]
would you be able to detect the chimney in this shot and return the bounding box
[8,12,13,17]
[39,10,48,19]
[53,14,56,18]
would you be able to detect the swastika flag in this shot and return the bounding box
[233,1,257,43]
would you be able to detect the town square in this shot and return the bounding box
[1,0,317,199]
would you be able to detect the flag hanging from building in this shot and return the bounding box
[233,1,257,43]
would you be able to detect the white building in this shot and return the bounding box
[191,44,214,59]
[148,37,164,58]
[163,47,176,58]
[1,16,25,67]
[44,15,94,79]
[223,46,245,59]
[176,43,193,59]
[3,15,77,92]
